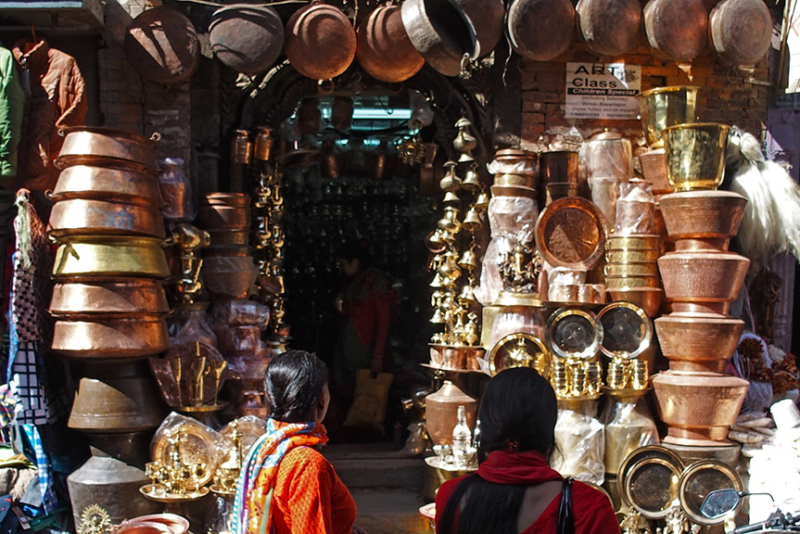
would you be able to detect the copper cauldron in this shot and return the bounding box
[53,236,170,279]
[655,316,744,373]
[643,0,707,62]
[48,199,166,239]
[209,5,284,74]
[507,0,574,62]
[658,252,749,316]
[56,127,160,171]
[52,316,170,359]
[356,4,424,83]
[659,191,746,251]
[576,0,642,57]
[454,0,505,57]
[284,3,356,80]
[709,0,772,66]
[401,0,478,76]
[48,164,163,207]
[425,381,477,446]
[50,279,169,317]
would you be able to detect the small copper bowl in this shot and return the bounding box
[655,316,745,373]
[659,191,747,251]
[124,514,189,534]
[658,252,749,312]
[606,288,663,317]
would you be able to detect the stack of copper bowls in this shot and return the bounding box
[50,127,169,528]
[604,234,663,317]
[540,150,579,205]
[651,127,750,449]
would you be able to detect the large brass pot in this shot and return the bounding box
[643,0,707,62]
[356,4,424,83]
[52,316,170,359]
[49,199,166,239]
[56,127,159,171]
[606,288,663,318]
[53,236,170,279]
[662,123,730,192]
[401,0,477,76]
[425,381,477,446]
[659,191,746,251]
[652,371,749,445]
[49,164,162,207]
[637,86,699,149]
[658,252,749,315]
[50,279,169,317]
[655,316,744,373]
[709,0,772,66]
[285,3,356,80]
[576,0,642,57]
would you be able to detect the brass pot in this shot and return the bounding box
[605,263,659,277]
[605,234,661,251]
[638,148,671,192]
[53,236,170,279]
[662,123,730,192]
[605,249,660,263]
[606,288,663,318]
[49,164,162,207]
[652,371,749,445]
[356,4,425,83]
[659,191,746,251]
[605,275,661,289]
[49,199,166,239]
[540,151,579,185]
[658,252,749,314]
[425,381,477,446]
[50,279,169,317]
[52,316,170,359]
[637,86,699,149]
[655,316,744,373]
[285,3,357,80]
[56,127,159,170]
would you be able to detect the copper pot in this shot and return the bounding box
[201,192,250,207]
[507,0,575,61]
[207,230,250,247]
[643,0,707,62]
[285,3,356,80]
[652,371,749,445]
[638,148,671,192]
[49,164,162,207]
[50,279,169,317]
[401,0,478,76]
[658,252,749,315]
[209,5,284,74]
[655,316,744,373]
[606,288,663,318]
[356,4,424,83]
[124,515,190,534]
[53,236,170,279]
[56,127,160,171]
[659,191,746,251]
[197,204,251,231]
[203,256,259,299]
[576,0,642,57]
[425,381,477,446]
[454,0,505,57]
[117,522,173,534]
[52,316,170,358]
[540,151,579,185]
[49,199,166,239]
[709,0,772,66]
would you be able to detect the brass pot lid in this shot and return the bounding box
[617,445,685,508]
[678,460,743,525]
[596,301,652,360]
[489,333,551,377]
[151,421,218,488]
[545,307,603,360]
[624,456,682,519]
[535,197,607,270]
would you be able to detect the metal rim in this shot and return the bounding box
[535,196,607,270]
[489,333,550,377]
[617,445,685,507]
[545,306,603,360]
[624,456,682,519]
[678,460,743,525]
[596,301,653,359]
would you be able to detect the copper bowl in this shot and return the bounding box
[201,192,250,207]
[116,522,173,534]
[655,316,744,373]
[52,316,170,359]
[56,127,159,170]
[606,288,663,317]
[652,371,749,445]
[124,515,189,534]
[48,164,162,207]
[49,199,166,239]
[203,256,259,299]
[50,279,169,317]
[658,191,747,251]
[658,252,749,315]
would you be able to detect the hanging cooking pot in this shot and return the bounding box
[356,4,425,83]
[453,0,505,58]
[576,0,642,57]
[48,165,163,208]
[709,0,772,66]
[56,127,160,171]
[401,0,478,77]
[124,6,200,85]
[50,279,170,317]
[209,5,284,74]
[508,0,575,62]
[284,3,356,81]
[52,315,170,359]
[48,199,166,239]
[643,0,708,62]
[52,235,171,279]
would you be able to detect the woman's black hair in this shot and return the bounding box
[264,350,329,423]
[438,367,558,534]
[337,239,372,267]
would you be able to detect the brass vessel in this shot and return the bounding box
[637,86,699,148]
[49,164,162,207]
[49,199,166,239]
[605,275,661,289]
[57,127,159,170]
[655,316,745,373]
[425,381,477,446]
[52,316,170,359]
[605,249,660,263]
[50,279,169,317]
[658,191,746,251]
[605,234,660,251]
[658,252,749,315]
[662,123,730,192]
[605,263,659,277]
[53,236,170,279]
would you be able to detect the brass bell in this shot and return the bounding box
[458,283,476,304]
[429,253,444,271]
[461,207,483,233]
[453,118,476,163]
[458,249,479,271]
[430,273,446,288]
[474,190,490,210]
[439,161,462,192]
[461,166,481,193]
[430,308,446,324]
[443,191,461,205]
[438,259,462,282]
[436,207,460,232]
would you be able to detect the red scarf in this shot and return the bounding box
[477,450,563,485]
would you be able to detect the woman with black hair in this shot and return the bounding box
[232,350,361,534]
[436,368,620,534]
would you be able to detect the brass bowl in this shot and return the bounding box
[659,191,747,251]
[606,249,660,263]
[50,278,169,317]
[637,86,699,148]
[53,236,170,279]
[605,234,661,251]
[652,371,749,446]
[658,252,749,312]
[52,316,170,359]
[606,288,663,318]
[662,123,730,192]
[655,316,744,373]
[49,199,166,239]
[605,275,661,289]
[605,263,660,277]
[638,148,671,192]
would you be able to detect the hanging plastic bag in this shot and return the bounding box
[158,158,196,221]
[551,402,605,485]
[344,370,393,434]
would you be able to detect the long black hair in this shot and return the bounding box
[264,350,329,423]
[438,367,558,534]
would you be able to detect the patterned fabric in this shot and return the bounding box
[22,424,58,513]
[232,419,328,534]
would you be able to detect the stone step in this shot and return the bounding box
[323,443,426,491]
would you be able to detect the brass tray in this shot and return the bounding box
[489,333,551,378]
[535,197,607,270]
[596,302,652,360]
[545,307,603,360]
[617,445,684,508]
[624,456,682,519]
[678,460,743,525]
[221,417,268,455]
[151,423,217,487]
[140,484,209,503]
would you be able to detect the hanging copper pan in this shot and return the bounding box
[50,279,169,317]
[576,0,642,57]
[454,0,505,58]
[643,0,708,62]
[209,5,284,74]
[709,0,772,66]
[508,0,575,62]
[285,3,356,81]
[48,164,162,207]
[49,199,166,238]
[56,127,160,171]
[401,0,477,76]
[356,4,424,83]
[52,316,170,359]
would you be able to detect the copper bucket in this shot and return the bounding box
[48,199,166,238]
[50,278,169,317]
[51,316,170,359]
[56,127,160,170]
[540,151,579,185]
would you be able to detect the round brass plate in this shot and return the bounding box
[489,333,551,378]
[597,301,652,359]
[545,307,603,360]
[625,457,681,519]
[678,460,743,525]
[151,422,217,487]
[617,445,685,508]
[536,197,607,270]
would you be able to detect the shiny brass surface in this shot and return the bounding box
[605,249,660,263]
[151,425,216,489]
[356,4,424,83]
[230,130,253,165]
[659,191,746,251]
[606,288,663,318]
[50,279,169,317]
[617,445,685,508]
[49,164,162,207]
[425,381,477,446]
[658,251,749,308]
[285,3,356,80]
[637,86,699,148]
[605,275,661,289]
[52,316,170,359]
[638,148,671,192]
[662,123,730,192]
[605,234,661,251]
[489,333,551,377]
[53,236,170,279]
[254,127,273,161]
[597,301,652,360]
[57,127,159,170]
[655,316,744,373]
[624,456,681,518]
[605,263,660,277]
[49,199,166,238]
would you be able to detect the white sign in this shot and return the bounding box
[565,62,641,120]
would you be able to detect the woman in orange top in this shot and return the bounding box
[233,350,360,534]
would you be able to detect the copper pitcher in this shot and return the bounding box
[425,381,477,446]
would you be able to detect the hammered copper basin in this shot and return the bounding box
[658,252,749,305]
[57,127,159,170]
[356,4,424,83]
[659,191,746,250]
[49,164,162,207]
[52,316,170,359]
[49,199,166,238]
[50,279,169,317]
[53,236,170,279]
[655,316,745,373]
[652,371,749,445]
[285,3,356,80]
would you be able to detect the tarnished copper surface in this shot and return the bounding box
[401,0,477,76]
[124,515,189,534]
[124,7,200,85]
[209,5,283,74]
[285,4,356,80]
[507,0,574,61]
[49,164,162,207]
[658,252,749,310]
[605,275,661,289]
[605,263,659,277]
[652,371,749,445]
[207,230,250,247]
[638,149,671,191]
[197,204,251,231]
[576,0,642,57]
[655,316,744,373]
[454,0,505,57]
[659,191,746,251]
[643,0,707,62]
[52,316,170,358]
[57,127,159,170]
[201,192,250,207]
[49,199,166,238]
[606,288,663,318]
[605,234,660,251]
[637,87,699,149]
[53,236,170,279]
[536,197,606,270]
[356,4,424,83]
[50,279,169,317]
[709,0,772,66]
[425,381,477,446]
[662,123,730,192]
[540,151,579,185]
[203,256,258,299]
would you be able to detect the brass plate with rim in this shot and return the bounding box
[139,485,209,503]
[489,333,551,378]
[597,302,652,360]
[535,197,607,270]
[545,307,603,360]
[679,460,743,525]
[221,417,268,455]
[151,422,218,487]
[624,456,682,519]
[617,445,684,508]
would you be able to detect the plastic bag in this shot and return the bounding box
[152,343,228,408]
[344,370,393,434]
[169,309,217,347]
[588,177,619,230]
[214,325,268,358]
[150,412,227,475]
[489,309,545,349]
[551,403,605,485]
[202,256,259,299]
[158,158,195,221]
[615,180,657,235]
[211,299,270,328]
[580,136,633,181]
[487,196,538,243]
[601,399,659,475]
